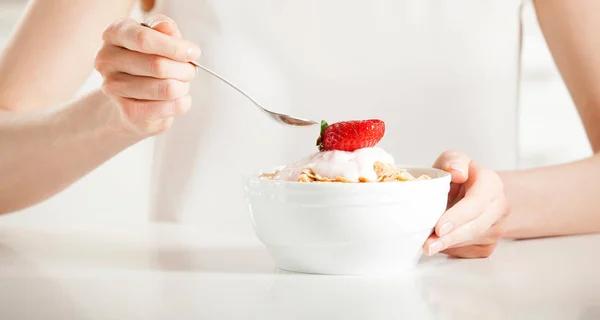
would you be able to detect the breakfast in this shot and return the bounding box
[246,118,451,274]
[259,119,431,182]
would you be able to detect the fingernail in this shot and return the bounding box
[448,161,465,175]
[145,16,162,28]
[428,241,443,256]
[439,222,454,237]
[187,47,202,61]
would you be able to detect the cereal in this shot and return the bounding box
[298,173,313,183]
[259,163,431,183]
[296,168,342,183]
[259,170,280,180]
[374,162,396,177]
[334,176,352,183]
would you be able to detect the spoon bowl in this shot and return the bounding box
[191,61,318,127]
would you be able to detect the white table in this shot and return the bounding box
[0,221,599,320]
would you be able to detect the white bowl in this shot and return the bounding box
[243,166,451,275]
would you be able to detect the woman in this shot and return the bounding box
[1,0,599,258]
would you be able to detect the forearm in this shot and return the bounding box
[0,91,141,214]
[506,1,600,239]
[500,155,600,239]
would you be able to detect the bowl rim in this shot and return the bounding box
[243,165,452,187]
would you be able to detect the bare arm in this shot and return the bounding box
[0,2,199,213]
[503,0,600,238]
[0,92,140,213]
[0,0,136,111]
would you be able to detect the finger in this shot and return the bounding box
[102,73,190,101]
[433,150,471,183]
[425,197,506,255]
[447,215,508,248]
[143,14,182,38]
[103,18,201,62]
[435,194,486,238]
[440,243,498,259]
[425,236,501,258]
[447,183,465,208]
[434,167,501,237]
[117,94,192,121]
[96,45,196,81]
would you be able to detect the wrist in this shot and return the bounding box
[98,91,173,140]
[62,91,144,147]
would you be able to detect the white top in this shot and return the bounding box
[0,221,598,319]
[149,0,522,227]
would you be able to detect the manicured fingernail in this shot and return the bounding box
[146,16,167,29]
[187,47,202,61]
[439,222,453,237]
[145,17,158,28]
[448,161,465,175]
[428,241,443,256]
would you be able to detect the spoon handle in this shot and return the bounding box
[189,61,266,114]
[139,22,317,127]
[140,22,266,113]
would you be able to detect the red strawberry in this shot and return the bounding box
[316,119,385,152]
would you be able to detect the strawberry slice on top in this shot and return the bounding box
[316,119,385,152]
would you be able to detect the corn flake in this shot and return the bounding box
[259,162,430,183]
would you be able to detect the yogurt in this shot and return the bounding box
[277,147,395,182]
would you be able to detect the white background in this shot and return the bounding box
[0,0,592,227]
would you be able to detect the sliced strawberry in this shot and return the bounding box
[316,119,385,152]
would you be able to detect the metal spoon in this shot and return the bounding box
[189,62,318,126]
[141,23,318,127]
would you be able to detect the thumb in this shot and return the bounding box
[433,150,470,184]
[143,14,182,38]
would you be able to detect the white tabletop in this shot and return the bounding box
[0,221,599,320]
